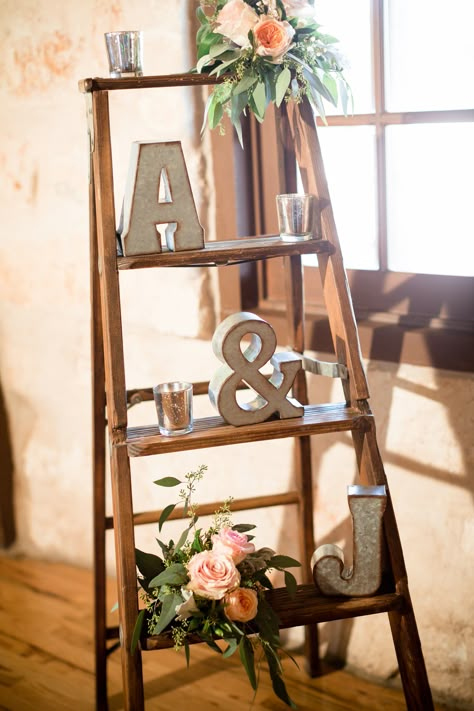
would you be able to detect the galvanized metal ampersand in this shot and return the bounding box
[208,312,304,426]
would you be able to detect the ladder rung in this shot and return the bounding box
[142,587,402,651]
[126,403,370,457]
[105,492,301,530]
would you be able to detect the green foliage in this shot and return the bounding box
[131,609,145,655]
[239,636,257,690]
[154,476,182,487]
[194,0,351,145]
[149,563,187,588]
[133,465,301,708]
[269,555,301,569]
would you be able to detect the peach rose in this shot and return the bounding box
[224,587,259,622]
[254,17,295,61]
[186,550,240,600]
[211,527,256,564]
[215,0,259,47]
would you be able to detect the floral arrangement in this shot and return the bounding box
[133,465,302,707]
[194,0,350,143]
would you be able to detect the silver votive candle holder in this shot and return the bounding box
[104,31,143,78]
[153,382,193,436]
[276,193,317,242]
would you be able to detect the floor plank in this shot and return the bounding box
[0,556,452,710]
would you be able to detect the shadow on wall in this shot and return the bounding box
[0,377,16,548]
[277,310,473,682]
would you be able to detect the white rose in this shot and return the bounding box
[215,0,259,48]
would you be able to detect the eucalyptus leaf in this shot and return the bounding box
[252,81,267,120]
[135,548,165,579]
[209,98,224,130]
[254,596,281,646]
[197,31,224,60]
[304,68,336,105]
[209,43,234,59]
[153,476,182,488]
[196,53,212,73]
[263,644,297,709]
[275,66,292,107]
[323,73,338,104]
[152,592,183,635]
[232,523,256,533]
[158,503,176,532]
[156,537,169,557]
[223,637,239,658]
[269,555,301,569]
[284,570,298,599]
[196,6,206,25]
[131,609,145,655]
[174,520,194,553]
[210,54,241,76]
[233,73,258,96]
[308,84,327,123]
[149,562,187,588]
[239,636,257,690]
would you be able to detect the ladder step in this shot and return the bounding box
[142,587,402,651]
[126,403,371,457]
[117,235,332,270]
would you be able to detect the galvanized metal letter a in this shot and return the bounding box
[120,141,204,256]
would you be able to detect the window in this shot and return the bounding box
[212,0,474,372]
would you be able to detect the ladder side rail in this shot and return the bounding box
[274,111,321,675]
[89,141,109,710]
[353,424,434,709]
[283,99,370,406]
[91,89,144,711]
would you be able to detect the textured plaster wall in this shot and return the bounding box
[0,1,472,708]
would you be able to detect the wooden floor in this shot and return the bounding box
[0,556,451,711]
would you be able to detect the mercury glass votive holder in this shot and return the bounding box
[104,31,143,78]
[153,381,193,436]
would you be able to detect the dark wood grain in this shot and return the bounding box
[79,73,223,93]
[92,90,144,710]
[284,100,370,404]
[126,404,371,457]
[143,588,403,651]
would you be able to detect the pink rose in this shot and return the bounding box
[186,550,240,600]
[215,0,259,47]
[282,0,315,18]
[211,527,256,564]
[224,587,259,622]
[254,17,295,62]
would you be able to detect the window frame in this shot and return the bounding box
[212,0,474,373]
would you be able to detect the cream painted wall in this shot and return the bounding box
[0,1,472,708]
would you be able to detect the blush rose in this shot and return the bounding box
[254,17,295,62]
[212,527,256,564]
[186,550,240,600]
[215,0,258,47]
[224,587,259,622]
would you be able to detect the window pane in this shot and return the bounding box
[386,123,474,276]
[304,126,378,270]
[316,0,374,114]
[384,0,474,112]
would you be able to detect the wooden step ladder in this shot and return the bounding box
[80,73,433,711]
